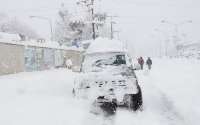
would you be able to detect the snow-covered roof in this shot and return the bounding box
[180,41,200,50]
[0,38,83,52]
[181,41,200,46]
[0,32,20,41]
[86,37,127,54]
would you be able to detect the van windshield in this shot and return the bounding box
[82,53,126,72]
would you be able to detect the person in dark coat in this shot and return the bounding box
[146,57,152,70]
[138,57,144,70]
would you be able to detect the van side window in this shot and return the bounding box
[113,55,126,65]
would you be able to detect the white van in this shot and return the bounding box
[73,38,143,113]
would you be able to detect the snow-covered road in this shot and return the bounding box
[0,58,199,125]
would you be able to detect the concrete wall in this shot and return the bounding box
[0,43,25,75]
[0,42,84,75]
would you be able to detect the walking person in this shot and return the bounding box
[65,58,73,69]
[138,57,144,70]
[146,57,152,70]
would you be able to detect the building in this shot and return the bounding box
[0,32,84,75]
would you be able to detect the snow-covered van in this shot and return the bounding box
[73,38,142,113]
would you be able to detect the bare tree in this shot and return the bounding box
[0,13,39,41]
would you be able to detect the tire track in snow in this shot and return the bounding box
[136,70,187,125]
[82,108,116,125]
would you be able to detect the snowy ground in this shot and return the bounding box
[0,58,199,125]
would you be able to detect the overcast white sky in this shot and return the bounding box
[0,0,200,56]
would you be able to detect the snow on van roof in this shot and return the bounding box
[86,37,127,54]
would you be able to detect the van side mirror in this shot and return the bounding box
[133,63,141,70]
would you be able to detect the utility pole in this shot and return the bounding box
[107,15,118,39]
[77,0,96,39]
[91,0,96,40]
[111,20,115,39]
